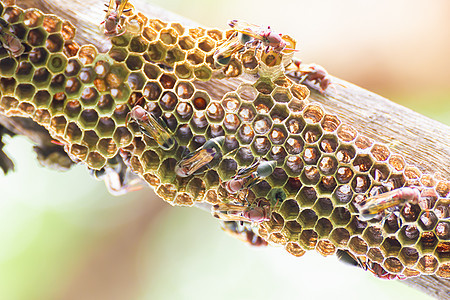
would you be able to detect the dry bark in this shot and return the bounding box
[2,0,449,298]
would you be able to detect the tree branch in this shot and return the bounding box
[2,0,450,298]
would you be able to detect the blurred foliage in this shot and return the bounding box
[0,0,448,299]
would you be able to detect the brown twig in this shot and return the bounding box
[2,0,450,298]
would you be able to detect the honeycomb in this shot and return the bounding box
[0,0,449,279]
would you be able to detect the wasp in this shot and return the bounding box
[0,20,25,57]
[212,198,276,224]
[354,187,421,221]
[101,0,132,36]
[221,221,268,247]
[228,19,293,53]
[125,101,176,151]
[90,154,143,196]
[212,33,246,67]
[175,136,225,177]
[286,58,333,93]
[224,159,277,195]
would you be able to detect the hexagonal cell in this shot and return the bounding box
[320,114,341,132]
[32,67,52,89]
[128,36,149,53]
[335,167,353,184]
[236,124,254,145]
[283,156,303,177]
[353,154,373,172]
[381,212,401,234]
[249,137,269,156]
[302,146,320,165]
[332,185,353,206]
[223,113,240,133]
[328,206,350,227]
[370,143,390,162]
[63,41,79,58]
[33,109,51,125]
[302,124,323,144]
[361,226,383,247]
[285,116,304,135]
[78,45,97,65]
[253,115,272,135]
[418,211,438,231]
[65,77,82,97]
[383,257,404,274]
[175,125,193,145]
[14,61,34,81]
[46,33,64,53]
[348,236,368,255]
[436,221,450,239]
[299,229,318,250]
[355,136,373,150]
[330,228,350,248]
[290,82,309,101]
[0,57,17,77]
[204,101,224,124]
[315,218,333,238]
[194,64,212,81]
[313,197,334,217]
[436,242,450,262]
[17,102,35,115]
[15,83,35,101]
[147,41,167,61]
[190,111,208,133]
[370,163,391,182]
[63,100,81,120]
[29,47,49,67]
[70,143,88,160]
[302,104,324,124]
[95,117,116,137]
[297,209,317,229]
[351,174,371,193]
[278,199,300,220]
[380,237,402,257]
[23,8,44,28]
[316,239,336,256]
[335,145,355,164]
[252,94,273,114]
[108,47,128,62]
[337,124,357,143]
[417,255,438,274]
[238,103,256,122]
[318,176,337,194]
[124,55,144,71]
[157,158,177,181]
[254,80,274,95]
[178,35,195,50]
[268,145,287,164]
[64,122,82,143]
[387,154,406,172]
[418,232,439,253]
[398,247,419,266]
[421,174,436,188]
[94,95,114,116]
[142,82,162,101]
[156,183,177,203]
[174,62,192,79]
[318,135,338,154]
[27,28,47,47]
[233,147,253,166]
[269,126,287,145]
[436,181,450,198]
[347,217,367,236]
[397,225,420,246]
[81,130,100,150]
[284,137,303,155]
[271,87,290,103]
[97,138,118,158]
[217,158,238,180]
[300,165,320,185]
[318,156,337,175]
[142,26,158,42]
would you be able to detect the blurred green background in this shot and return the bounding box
[0,0,449,299]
